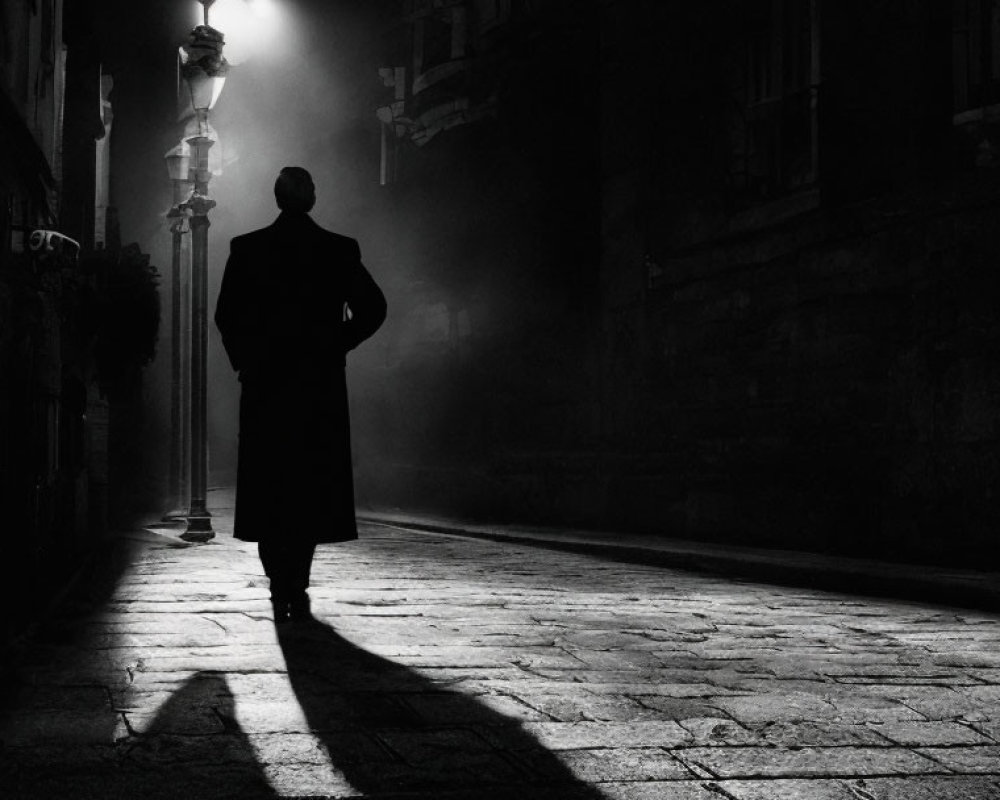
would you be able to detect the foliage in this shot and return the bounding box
[90,243,161,389]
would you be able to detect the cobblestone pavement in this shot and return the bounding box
[2,505,1000,798]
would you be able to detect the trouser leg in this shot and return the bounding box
[286,543,316,596]
[258,541,315,600]
[258,541,290,601]
[288,543,316,620]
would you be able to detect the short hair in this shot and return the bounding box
[274,166,315,212]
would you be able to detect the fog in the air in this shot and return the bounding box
[201,1,393,485]
[101,0,522,513]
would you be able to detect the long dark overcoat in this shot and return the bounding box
[214,211,386,543]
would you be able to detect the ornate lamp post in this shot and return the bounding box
[178,5,228,541]
[163,145,192,522]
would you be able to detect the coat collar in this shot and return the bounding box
[272,211,317,229]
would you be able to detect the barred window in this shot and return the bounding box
[733,0,818,202]
[421,15,453,71]
[953,0,1000,114]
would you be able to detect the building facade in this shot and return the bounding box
[599,0,1000,565]
[361,0,1000,567]
[356,0,602,520]
[0,0,141,641]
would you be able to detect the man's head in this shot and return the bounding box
[274,166,315,213]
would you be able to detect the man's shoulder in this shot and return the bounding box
[314,226,358,250]
[230,219,359,260]
[231,227,273,247]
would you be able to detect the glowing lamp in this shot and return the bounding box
[184,68,227,112]
[179,23,229,116]
[165,144,192,181]
[165,143,194,211]
[190,0,278,65]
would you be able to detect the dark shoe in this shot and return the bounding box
[289,592,313,622]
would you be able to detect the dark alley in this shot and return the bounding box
[6,2,1000,797]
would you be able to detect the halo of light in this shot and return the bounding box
[248,0,277,20]
[191,0,283,65]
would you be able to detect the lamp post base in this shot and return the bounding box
[181,513,214,542]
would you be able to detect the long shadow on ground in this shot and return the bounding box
[277,619,609,800]
[111,671,278,799]
[0,532,277,800]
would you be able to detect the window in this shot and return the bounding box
[474,0,511,31]
[953,0,1000,115]
[733,0,818,201]
[422,15,453,71]
[41,0,55,66]
[2,194,11,256]
[414,6,471,77]
[475,0,500,26]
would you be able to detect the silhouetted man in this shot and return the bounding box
[215,166,386,623]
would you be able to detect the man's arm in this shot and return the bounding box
[342,239,387,353]
[214,238,250,372]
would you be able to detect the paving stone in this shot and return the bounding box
[711,692,839,723]
[630,696,733,722]
[850,775,1000,799]
[961,684,1000,705]
[878,688,990,721]
[870,720,993,746]
[715,778,859,799]
[823,693,928,723]
[0,710,124,745]
[553,747,694,782]
[128,653,290,673]
[588,681,742,698]
[384,646,585,670]
[372,728,530,787]
[484,720,692,750]
[406,691,552,723]
[747,721,890,747]
[0,684,110,712]
[513,693,668,722]
[251,731,390,765]
[678,717,761,746]
[0,761,275,800]
[969,721,1000,742]
[564,649,669,670]
[4,516,1000,798]
[0,743,121,768]
[930,652,1000,668]
[915,745,1000,773]
[117,731,260,765]
[968,669,1000,684]
[122,706,228,736]
[707,677,830,694]
[675,746,944,779]
[599,782,724,799]
[257,762,358,796]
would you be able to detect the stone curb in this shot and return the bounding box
[358,513,1000,612]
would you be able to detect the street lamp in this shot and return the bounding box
[178,5,228,541]
[163,144,192,522]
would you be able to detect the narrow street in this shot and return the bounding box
[2,495,999,799]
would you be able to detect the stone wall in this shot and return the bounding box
[601,186,1000,564]
[357,1,1000,567]
[597,0,1000,565]
[0,254,109,643]
[356,1,602,525]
